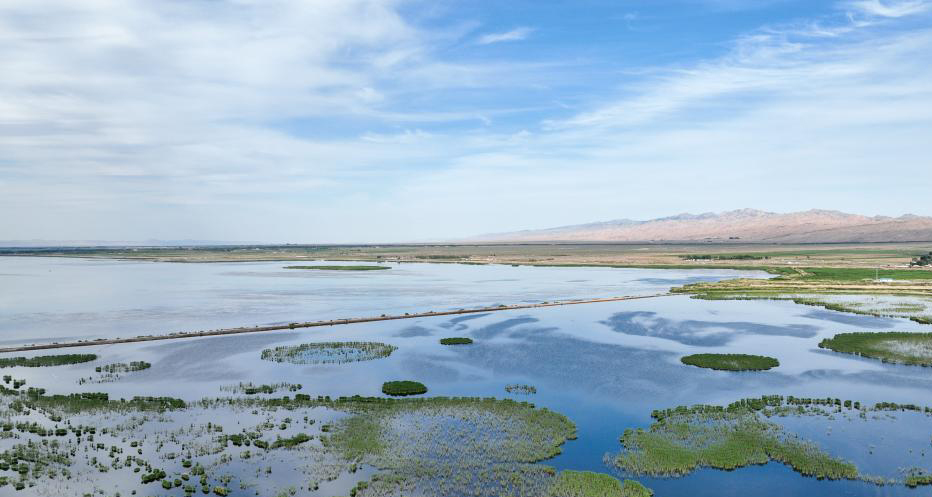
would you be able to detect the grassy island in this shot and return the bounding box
[680,353,779,371]
[818,332,932,366]
[440,337,473,345]
[283,265,390,271]
[261,342,397,365]
[0,354,96,368]
[613,395,861,481]
[381,380,428,396]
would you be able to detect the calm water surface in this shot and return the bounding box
[2,257,931,496]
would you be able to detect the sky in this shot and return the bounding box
[1,0,931,243]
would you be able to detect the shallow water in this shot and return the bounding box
[2,257,932,496]
[0,256,766,345]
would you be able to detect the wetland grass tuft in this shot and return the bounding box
[381,381,428,396]
[680,353,779,371]
[439,337,473,345]
[0,354,96,368]
[95,361,150,373]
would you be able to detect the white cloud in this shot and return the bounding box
[476,27,533,45]
[1,0,931,242]
[844,0,929,17]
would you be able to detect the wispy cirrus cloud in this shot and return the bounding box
[476,27,533,45]
[844,0,929,17]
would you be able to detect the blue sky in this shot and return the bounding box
[1,0,930,242]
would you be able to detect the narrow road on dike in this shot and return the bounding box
[0,293,673,353]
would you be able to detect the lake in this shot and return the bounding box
[0,257,930,496]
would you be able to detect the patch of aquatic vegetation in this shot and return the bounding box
[548,470,652,497]
[439,337,473,345]
[261,342,397,365]
[680,353,779,371]
[220,382,302,395]
[14,382,932,497]
[0,354,96,368]
[381,381,427,396]
[0,381,586,497]
[78,361,151,384]
[283,265,390,270]
[819,332,932,366]
[905,468,932,487]
[326,396,577,497]
[611,394,932,485]
[682,290,932,325]
[95,361,150,374]
[505,384,537,395]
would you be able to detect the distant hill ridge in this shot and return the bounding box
[471,209,932,243]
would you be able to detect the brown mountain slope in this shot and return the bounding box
[472,209,932,243]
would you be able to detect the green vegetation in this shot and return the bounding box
[220,382,302,395]
[439,337,473,345]
[0,354,96,368]
[681,254,768,261]
[680,353,779,371]
[548,471,652,497]
[270,433,311,449]
[260,341,397,365]
[326,396,577,497]
[283,265,390,271]
[819,332,932,366]
[613,395,860,481]
[911,252,932,267]
[906,469,932,487]
[95,361,150,373]
[381,381,427,396]
[674,266,932,303]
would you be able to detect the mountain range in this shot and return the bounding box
[470,209,932,243]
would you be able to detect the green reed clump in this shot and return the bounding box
[95,361,150,373]
[381,381,427,396]
[260,342,397,365]
[270,433,311,449]
[547,470,652,497]
[0,354,96,368]
[680,353,779,371]
[819,332,932,366]
[27,392,185,413]
[440,337,473,345]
